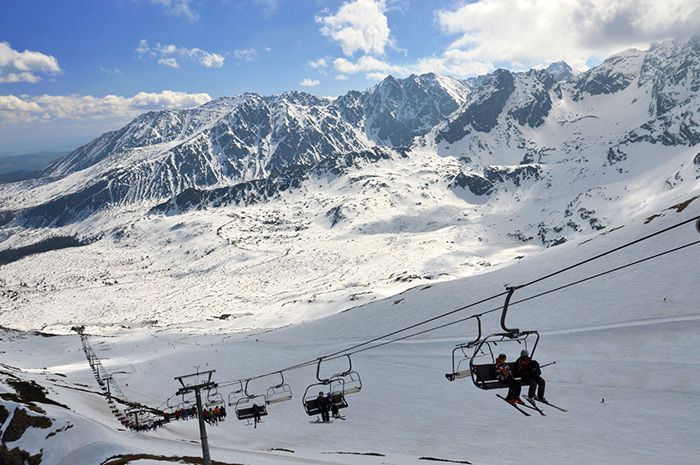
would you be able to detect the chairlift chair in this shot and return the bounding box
[227,381,247,407]
[266,372,293,405]
[234,380,268,422]
[205,387,225,408]
[302,357,352,417]
[446,315,484,381]
[466,287,541,391]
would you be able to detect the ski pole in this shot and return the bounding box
[540,361,556,369]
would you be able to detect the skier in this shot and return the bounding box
[495,353,522,404]
[251,403,262,428]
[317,391,330,422]
[515,349,546,402]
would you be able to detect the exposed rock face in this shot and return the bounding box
[436,69,515,143]
[2,38,700,235]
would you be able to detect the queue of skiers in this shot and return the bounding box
[163,405,227,425]
[495,350,546,405]
[163,405,197,422]
[202,405,227,425]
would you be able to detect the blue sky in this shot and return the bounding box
[1,0,697,154]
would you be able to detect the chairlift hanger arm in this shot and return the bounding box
[500,286,520,335]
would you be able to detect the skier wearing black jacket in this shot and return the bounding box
[515,350,546,401]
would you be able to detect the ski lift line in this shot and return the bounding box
[327,239,700,358]
[212,220,699,389]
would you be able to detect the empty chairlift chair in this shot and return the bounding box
[266,372,293,405]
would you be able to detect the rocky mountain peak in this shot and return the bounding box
[546,61,574,82]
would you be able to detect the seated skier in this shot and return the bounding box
[515,349,546,402]
[495,353,522,404]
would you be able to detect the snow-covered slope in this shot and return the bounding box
[2,204,699,465]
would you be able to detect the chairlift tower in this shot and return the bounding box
[102,374,114,400]
[175,369,217,465]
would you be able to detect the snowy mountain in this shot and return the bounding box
[1,37,700,465]
[0,37,699,326]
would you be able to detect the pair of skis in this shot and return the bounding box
[496,394,567,416]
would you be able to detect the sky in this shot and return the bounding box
[1,0,699,154]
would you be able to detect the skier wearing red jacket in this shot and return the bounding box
[495,353,522,404]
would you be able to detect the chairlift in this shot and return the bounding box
[445,315,484,381]
[302,357,353,418]
[328,355,362,395]
[235,380,268,423]
[227,380,247,407]
[266,372,293,405]
[205,386,225,408]
[467,287,540,391]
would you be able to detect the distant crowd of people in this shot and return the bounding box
[162,405,227,425]
[163,406,198,422]
[202,405,227,425]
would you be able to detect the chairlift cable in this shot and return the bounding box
[212,218,699,390]
[326,239,700,358]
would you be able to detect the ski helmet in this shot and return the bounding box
[498,353,507,360]
[521,349,529,357]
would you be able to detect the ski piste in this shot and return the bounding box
[532,398,568,412]
[497,394,530,416]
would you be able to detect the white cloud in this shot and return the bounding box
[0,42,61,84]
[333,55,407,76]
[0,90,212,124]
[148,0,198,21]
[317,0,391,56]
[201,53,226,68]
[335,74,349,81]
[436,0,700,72]
[366,72,389,81]
[413,50,493,77]
[300,78,321,87]
[233,48,257,62]
[99,66,123,75]
[158,57,180,68]
[136,40,225,68]
[308,58,328,69]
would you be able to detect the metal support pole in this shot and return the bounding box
[195,388,211,465]
[175,370,215,465]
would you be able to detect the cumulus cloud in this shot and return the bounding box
[436,0,700,71]
[308,58,328,69]
[233,48,257,62]
[317,0,391,56]
[333,55,406,76]
[0,42,61,84]
[148,0,198,21]
[300,78,321,87]
[0,90,212,124]
[335,74,349,81]
[136,40,225,68]
[158,57,180,68]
